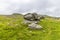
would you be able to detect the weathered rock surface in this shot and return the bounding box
[28,23,42,29]
[23,13,44,29]
[24,20,38,24]
[24,13,43,21]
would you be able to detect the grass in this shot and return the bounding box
[0,15,60,40]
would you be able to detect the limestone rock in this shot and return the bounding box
[24,20,31,24]
[24,20,38,24]
[24,13,41,21]
[28,23,42,29]
[23,13,44,30]
[24,13,33,21]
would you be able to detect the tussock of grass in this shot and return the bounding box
[0,15,60,40]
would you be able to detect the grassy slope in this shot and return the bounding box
[0,15,60,40]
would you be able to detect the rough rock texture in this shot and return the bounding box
[24,13,33,21]
[23,13,44,29]
[24,20,38,24]
[24,13,42,21]
[28,23,43,29]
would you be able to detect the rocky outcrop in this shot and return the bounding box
[23,13,44,29]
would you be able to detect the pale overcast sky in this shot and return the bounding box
[0,0,60,17]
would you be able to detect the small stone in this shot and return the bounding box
[29,31,32,32]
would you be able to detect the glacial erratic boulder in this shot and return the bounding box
[23,13,44,29]
[24,13,42,21]
[24,13,33,21]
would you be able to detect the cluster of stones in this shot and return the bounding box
[23,13,44,29]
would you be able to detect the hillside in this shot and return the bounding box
[0,15,60,40]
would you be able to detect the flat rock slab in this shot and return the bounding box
[24,20,38,24]
[28,23,43,29]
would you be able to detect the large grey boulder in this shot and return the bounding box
[23,13,44,29]
[28,23,42,29]
[24,13,41,21]
[24,13,34,21]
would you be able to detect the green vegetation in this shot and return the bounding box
[0,15,60,40]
